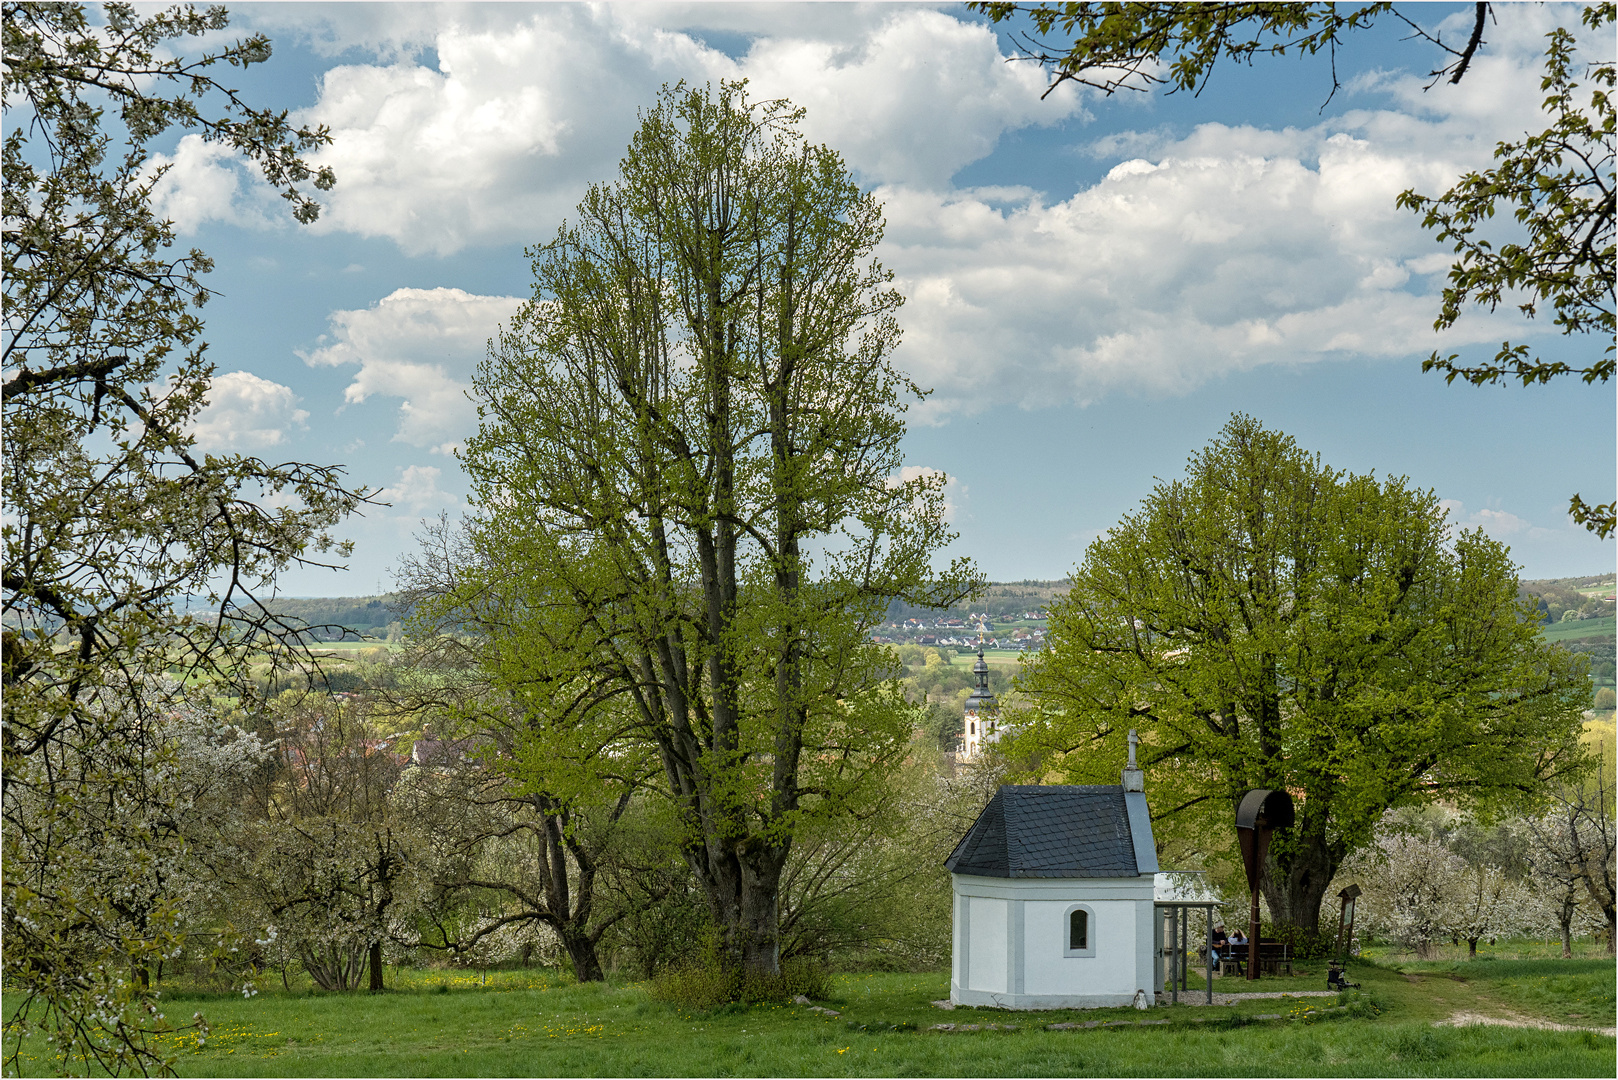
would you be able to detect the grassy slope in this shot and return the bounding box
[1540,616,1616,643]
[10,958,1609,1078]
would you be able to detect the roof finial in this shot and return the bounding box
[1122,728,1143,792]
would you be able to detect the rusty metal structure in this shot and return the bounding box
[1234,788,1294,980]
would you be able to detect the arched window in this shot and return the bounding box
[1064,904,1096,958]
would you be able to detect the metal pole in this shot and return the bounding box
[1170,907,1178,1004]
[1205,904,1214,1004]
[1180,906,1188,991]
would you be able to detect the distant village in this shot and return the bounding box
[870,610,1052,651]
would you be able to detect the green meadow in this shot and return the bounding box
[1539,616,1615,643]
[8,954,1611,1077]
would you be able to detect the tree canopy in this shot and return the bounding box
[3,3,365,1071]
[973,2,1615,538]
[422,81,974,977]
[1011,415,1590,937]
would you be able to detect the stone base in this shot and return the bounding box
[950,984,1150,1010]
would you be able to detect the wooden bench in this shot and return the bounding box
[1256,942,1292,975]
[1207,942,1291,976]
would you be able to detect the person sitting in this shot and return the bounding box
[1209,924,1230,969]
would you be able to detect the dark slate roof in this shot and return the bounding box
[944,785,1152,878]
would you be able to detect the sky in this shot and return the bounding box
[141,1,1615,595]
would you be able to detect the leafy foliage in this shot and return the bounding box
[431,81,974,976]
[973,3,1615,538]
[2,4,365,1072]
[1012,415,1590,934]
[1399,4,1614,395]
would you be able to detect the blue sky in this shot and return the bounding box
[149,2,1614,594]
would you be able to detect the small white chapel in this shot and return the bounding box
[945,732,1161,1009]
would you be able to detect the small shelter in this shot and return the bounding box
[945,733,1159,1009]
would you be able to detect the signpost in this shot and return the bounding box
[1235,789,1294,981]
[1334,883,1362,962]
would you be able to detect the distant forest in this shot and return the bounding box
[884,580,1068,621]
[243,594,407,642]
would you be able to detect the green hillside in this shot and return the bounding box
[1540,616,1615,643]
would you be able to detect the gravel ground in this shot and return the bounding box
[1157,990,1339,1007]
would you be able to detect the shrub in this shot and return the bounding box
[647,958,830,1009]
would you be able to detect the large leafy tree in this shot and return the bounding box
[973,2,1615,537]
[451,81,973,977]
[1013,415,1590,937]
[3,3,365,1072]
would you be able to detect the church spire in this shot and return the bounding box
[965,640,996,715]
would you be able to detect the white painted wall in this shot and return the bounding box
[951,874,1158,1007]
[966,894,1007,993]
[1021,898,1143,997]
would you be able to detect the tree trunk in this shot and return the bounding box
[560,928,605,983]
[1467,936,1478,959]
[1262,824,1339,937]
[737,853,785,976]
[368,941,384,991]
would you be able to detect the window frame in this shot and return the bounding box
[1063,903,1096,958]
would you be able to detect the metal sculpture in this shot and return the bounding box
[1235,788,1294,980]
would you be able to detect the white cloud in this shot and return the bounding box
[882,96,1554,420]
[189,370,309,451]
[145,137,280,234]
[300,287,523,451]
[174,6,1074,254]
[892,464,966,522]
[1442,498,1559,543]
[199,2,1578,413]
[737,10,1081,189]
[378,464,457,514]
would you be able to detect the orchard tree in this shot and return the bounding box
[227,697,420,993]
[1527,764,1617,952]
[972,2,1616,537]
[1012,415,1590,938]
[1526,794,1610,956]
[456,81,974,978]
[3,4,366,1069]
[398,525,665,984]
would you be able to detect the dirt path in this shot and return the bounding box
[1436,1010,1617,1038]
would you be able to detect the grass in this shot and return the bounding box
[1539,616,1615,643]
[7,955,1612,1077]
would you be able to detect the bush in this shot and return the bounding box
[1268,923,1336,961]
[647,957,831,1009]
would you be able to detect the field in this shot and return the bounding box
[7,951,1612,1077]
[1539,616,1615,643]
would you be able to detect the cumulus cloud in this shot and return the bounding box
[189,370,309,451]
[145,137,281,234]
[378,464,458,514]
[170,6,1074,253]
[300,287,523,452]
[192,2,1576,413]
[882,99,1551,420]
